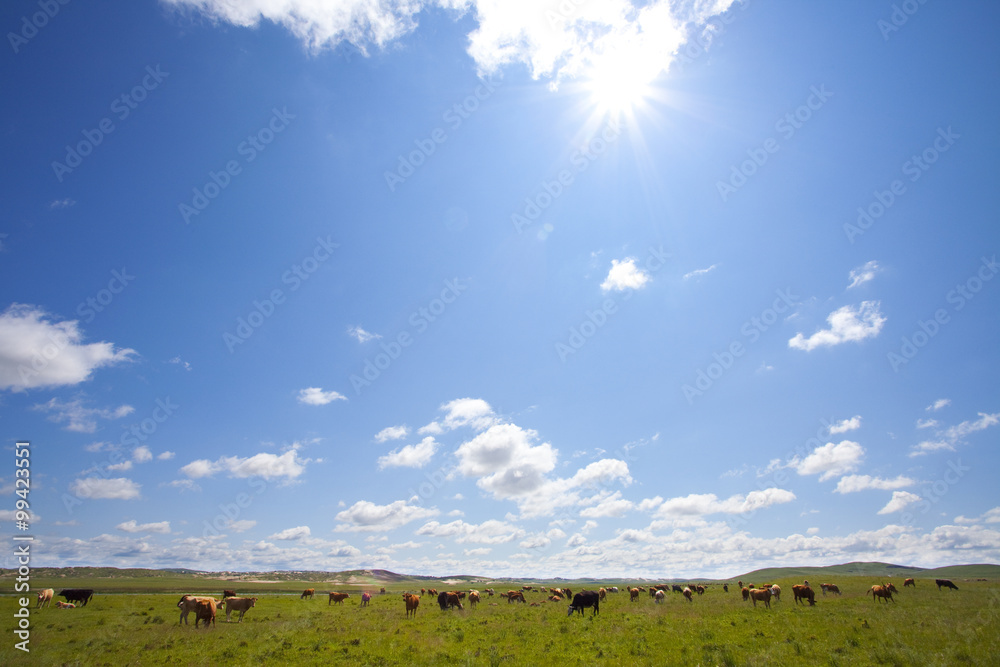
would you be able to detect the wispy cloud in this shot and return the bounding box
[347,326,381,343]
[297,387,347,405]
[847,260,881,289]
[909,411,999,457]
[33,397,134,433]
[683,264,718,281]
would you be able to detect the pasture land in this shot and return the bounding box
[3,577,997,666]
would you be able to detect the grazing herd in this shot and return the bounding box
[29,575,973,630]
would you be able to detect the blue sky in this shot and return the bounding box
[2,0,998,578]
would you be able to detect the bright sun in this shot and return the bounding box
[585,54,656,116]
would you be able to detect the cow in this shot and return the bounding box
[723,584,729,593]
[696,585,705,595]
[770,585,781,602]
[469,591,480,607]
[936,579,959,591]
[36,589,54,609]
[610,587,619,593]
[223,589,236,599]
[683,587,693,602]
[55,601,76,609]
[361,592,372,607]
[522,585,533,591]
[427,588,438,596]
[903,578,915,588]
[562,588,572,599]
[887,583,899,594]
[749,588,772,609]
[58,589,94,606]
[654,590,665,604]
[484,588,495,596]
[599,588,607,600]
[380,587,386,595]
[329,592,350,605]
[178,595,222,625]
[568,590,600,616]
[438,591,463,610]
[792,585,816,606]
[868,584,895,603]
[420,588,426,595]
[629,587,640,602]
[224,597,257,623]
[673,585,684,593]
[820,583,841,596]
[195,599,216,628]
[506,591,526,603]
[404,593,419,618]
[741,587,750,602]
[301,588,315,600]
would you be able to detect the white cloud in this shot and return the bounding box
[229,519,257,532]
[463,547,491,556]
[107,461,133,472]
[916,418,938,429]
[566,533,586,547]
[334,499,438,532]
[790,441,864,481]
[600,258,650,292]
[926,398,951,411]
[788,301,886,351]
[0,304,136,391]
[909,411,1000,457]
[834,474,917,494]
[33,397,134,433]
[683,264,718,281]
[878,491,922,515]
[180,448,309,480]
[377,436,439,469]
[439,397,497,431]
[133,446,153,463]
[297,387,347,405]
[654,488,796,518]
[579,491,633,518]
[269,526,311,540]
[829,416,861,434]
[70,477,140,500]
[116,519,171,534]
[374,425,409,442]
[954,508,1000,525]
[455,423,557,499]
[158,451,176,460]
[416,519,525,544]
[847,260,881,289]
[347,325,381,343]
[164,0,739,92]
[168,356,192,371]
[49,198,76,209]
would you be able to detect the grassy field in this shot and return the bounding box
[2,575,998,666]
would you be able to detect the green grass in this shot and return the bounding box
[3,576,998,666]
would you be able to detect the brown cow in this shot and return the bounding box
[177,595,222,625]
[194,599,216,628]
[380,587,386,595]
[223,589,237,599]
[792,585,816,606]
[469,591,480,607]
[682,587,693,602]
[599,588,607,600]
[749,588,772,609]
[629,587,640,602]
[404,593,419,618]
[522,585,533,591]
[224,597,257,622]
[427,588,438,596]
[328,592,350,605]
[696,585,705,595]
[654,589,665,604]
[903,578,915,588]
[301,588,315,599]
[506,591,526,603]
[820,583,841,596]
[55,601,76,609]
[868,584,895,603]
[741,587,750,601]
[36,589,54,608]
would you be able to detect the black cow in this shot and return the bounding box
[936,579,959,591]
[723,584,729,593]
[437,591,463,610]
[672,585,683,593]
[567,590,600,616]
[222,589,236,599]
[58,589,94,606]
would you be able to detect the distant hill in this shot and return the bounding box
[732,562,1000,582]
